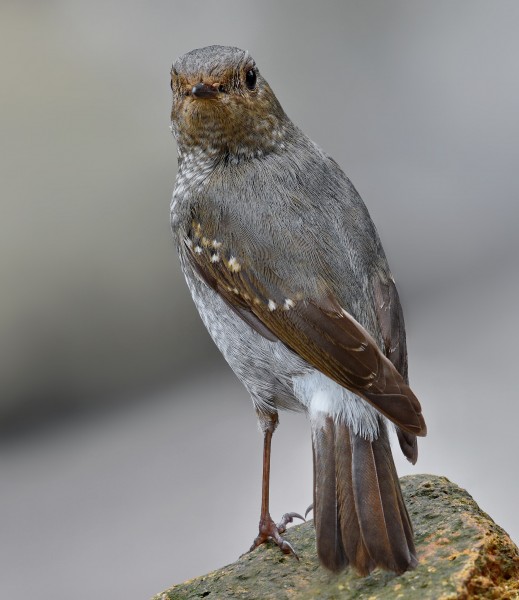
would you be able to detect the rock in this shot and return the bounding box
[152,475,519,600]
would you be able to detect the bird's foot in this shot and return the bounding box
[249,512,304,559]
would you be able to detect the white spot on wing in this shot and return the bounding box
[268,300,277,311]
[227,256,241,272]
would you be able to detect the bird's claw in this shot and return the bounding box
[304,503,313,519]
[276,511,305,534]
[277,538,299,559]
[249,514,301,560]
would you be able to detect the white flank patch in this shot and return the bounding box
[293,371,380,440]
[268,299,277,311]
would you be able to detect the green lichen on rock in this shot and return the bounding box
[153,475,519,600]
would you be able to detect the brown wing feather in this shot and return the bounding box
[373,274,420,461]
[184,239,426,436]
[372,275,408,380]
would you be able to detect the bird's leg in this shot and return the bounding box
[249,410,303,558]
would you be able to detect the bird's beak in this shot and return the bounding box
[191,82,218,99]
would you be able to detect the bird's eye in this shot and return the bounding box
[245,69,257,90]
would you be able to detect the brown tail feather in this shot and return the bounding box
[397,427,418,464]
[311,416,417,575]
[311,414,346,571]
[333,418,373,574]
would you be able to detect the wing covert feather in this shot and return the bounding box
[184,234,426,436]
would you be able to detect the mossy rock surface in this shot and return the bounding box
[153,475,519,600]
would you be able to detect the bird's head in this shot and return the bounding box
[170,45,291,159]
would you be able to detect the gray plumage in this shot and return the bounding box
[169,45,426,575]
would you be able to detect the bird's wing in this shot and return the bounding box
[372,272,420,461]
[184,236,426,437]
[372,273,408,382]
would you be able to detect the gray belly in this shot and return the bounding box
[179,252,309,414]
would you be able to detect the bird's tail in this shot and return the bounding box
[311,413,417,575]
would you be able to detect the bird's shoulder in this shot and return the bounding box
[175,138,392,304]
[186,143,375,245]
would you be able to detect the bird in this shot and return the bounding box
[169,45,426,575]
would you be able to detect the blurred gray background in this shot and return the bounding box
[1,1,518,599]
